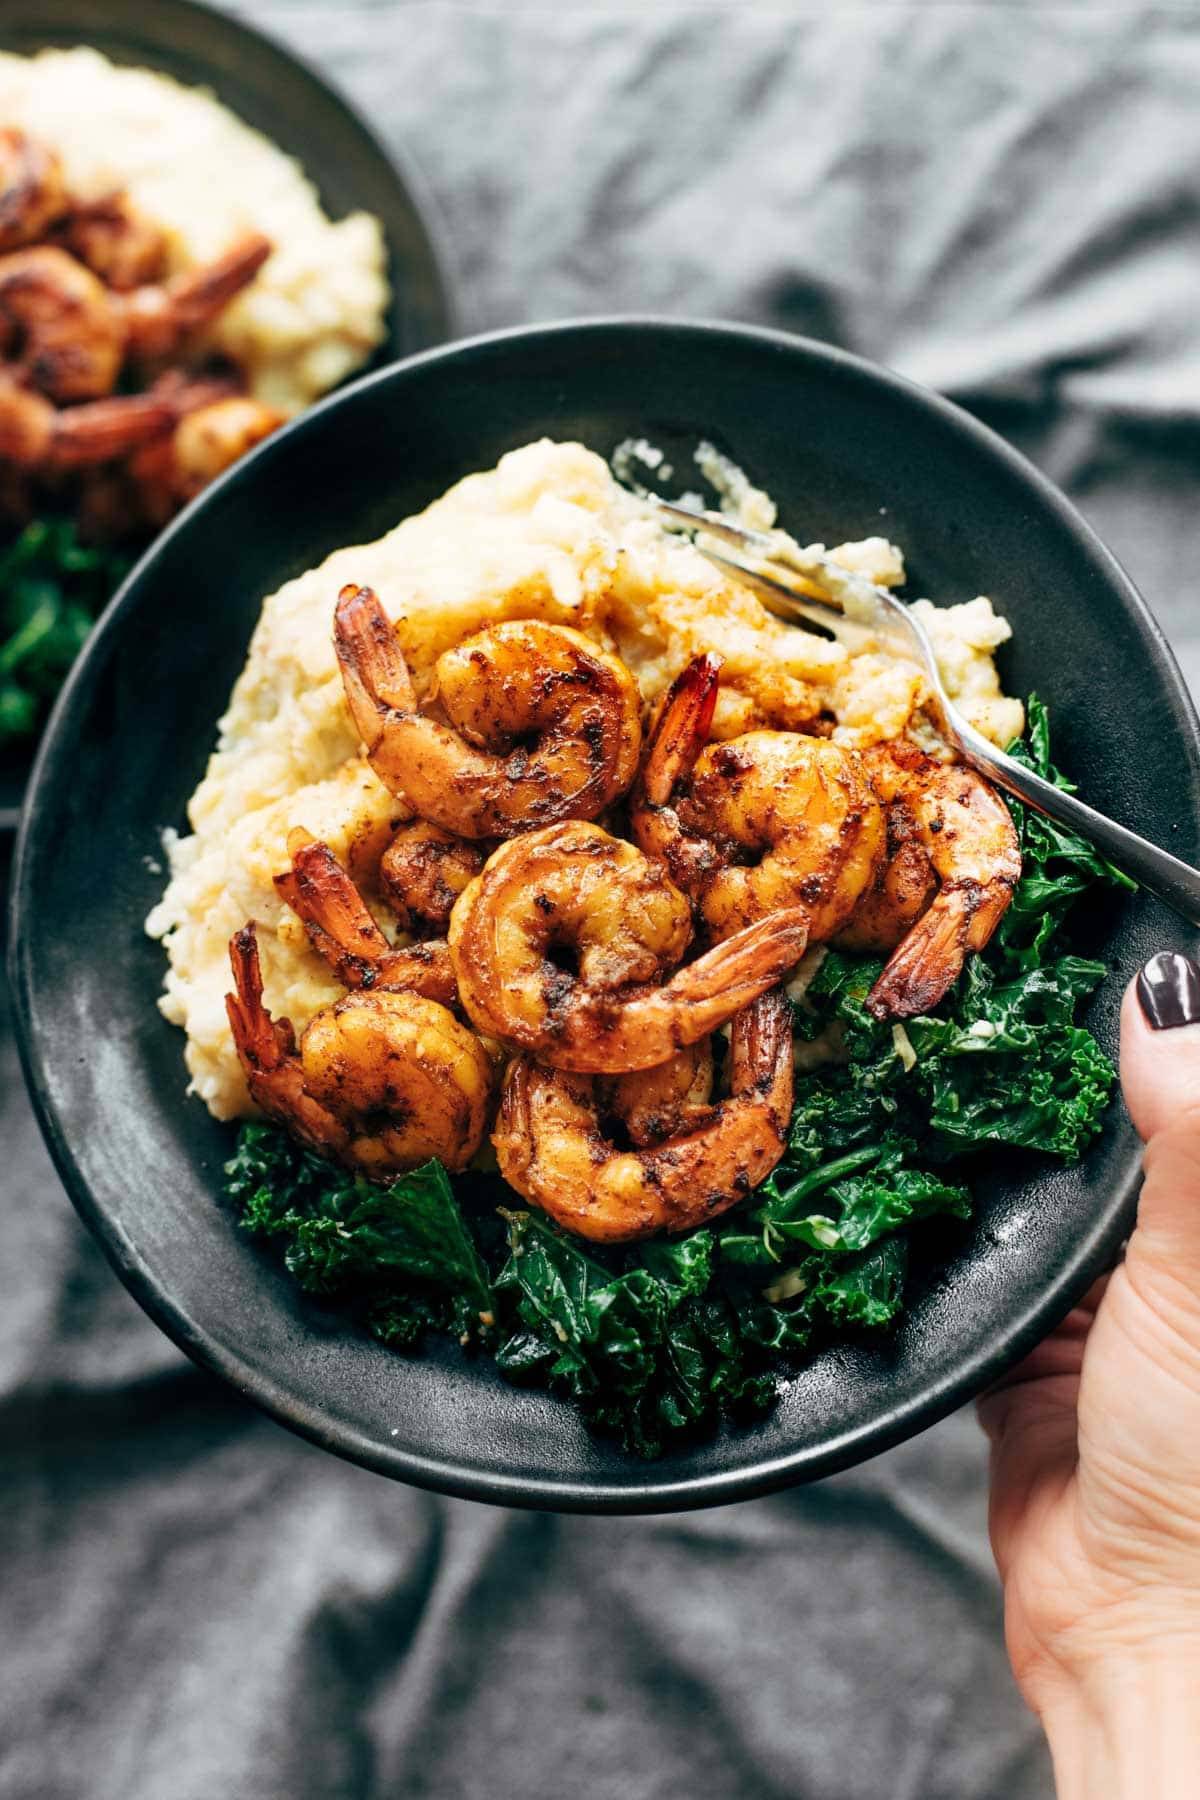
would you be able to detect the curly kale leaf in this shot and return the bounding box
[785,953,909,1165]
[494,1211,773,1457]
[790,933,1114,1165]
[757,1144,971,1257]
[803,1237,911,1327]
[224,1122,493,1341]
[906,955,1114,1158]
[992,693,1134,971]
[0,517,133,746]
[729,1236,911,1358]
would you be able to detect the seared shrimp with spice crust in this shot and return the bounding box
[226,922,492,1176]
[0,128,167,282]
[274,828,459,1009]
[632,653,886,943]
[0,246,125,400]
[231,830,489,1171]
[608,1037,715,1150]
[74,372,278,537]
[841,739,1021,1019]
[0,232,271,405]
[50,191,169,291]
[0,382,173,470]
[379,820,486,939]
[493,990,794,1243]
[123,393,283,526]
[334,585,642,839]
[448,818,807,1072]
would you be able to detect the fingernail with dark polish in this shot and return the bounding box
[1137,951,1200,1029]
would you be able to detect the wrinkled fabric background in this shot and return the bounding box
[4,3,1200,1796]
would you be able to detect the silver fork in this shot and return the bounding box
[642,494,1200,925]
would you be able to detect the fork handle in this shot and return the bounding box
[956,724,1200,928]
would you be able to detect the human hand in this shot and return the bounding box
[978,952,1200,1798]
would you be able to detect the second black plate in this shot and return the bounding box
[0,0,454,829]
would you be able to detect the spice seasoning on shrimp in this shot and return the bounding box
[493,992,794,1243]
[447,819,807,1072]
[334,588,643,839]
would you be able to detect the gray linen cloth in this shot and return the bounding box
[5,4,1200,1795]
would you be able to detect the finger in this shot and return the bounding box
[1120,954,1200,1141]
[978,1373,1079,1581]
[1120,964,1200,1301]
[979,1282,1105,1414]
[979,1273,1112,1441]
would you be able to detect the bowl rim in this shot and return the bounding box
[0,0,457,834]
[10,314,1196,1511]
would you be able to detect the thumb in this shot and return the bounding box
[1119,953,1200,1297]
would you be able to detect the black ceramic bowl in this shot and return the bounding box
[0,0,454,830]
[11,319,1200,1511]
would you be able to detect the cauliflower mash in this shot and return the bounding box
[0,47,388,412]
[147,438,1024,1118]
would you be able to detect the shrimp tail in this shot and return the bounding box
[864,888,973,1019]
[165,231,272,330]
[632,654,728,893]
[225,922,352,1151]
[495,1056,534,1176]
[334,582,418,744]
[641,653,723,804]
[669,907,807,1006]
[728,988,794,1121]
[274,833,395,988]
[124,231,272,359]
[225,922,295,1073]
[47,392,175,468]
[146,366,247,417]
[866,870,1018,1019]
[275,831,459,1008]
[654,906,808,1044]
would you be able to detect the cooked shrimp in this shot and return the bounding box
[0,129,67,251]
[493,991,794,1243]
[632,654,886,943]
[835,784,936,956]
[73,369,251,538]
[124,394,283,526]
[50,192,169,290]
[274,829,458,1009]
[0,230,271,402]
[334,585,643,838]
[379,820,486,938]
[0,382,172,470]
[852,739,1022,1020]
[609,1037,714,1148]
[226,924,492,1175]
[448,819,808,1072]
[119,231,272,362]
[0,246,124,400]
